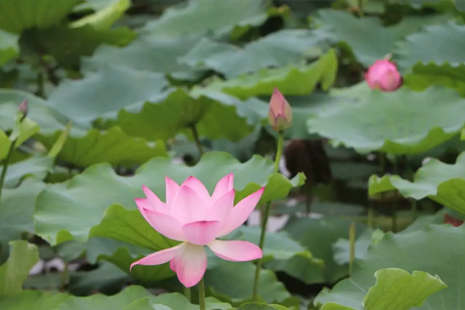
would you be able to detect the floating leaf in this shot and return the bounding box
[0,0,80,33]
[369,151,465,215]
[139,0,274,40]
[35,152,304,245]
[315,225,464,310]
[308,86,465,155]
[0,30,18,66]
[180,29,332,78]
[0,241,39,296]
[202,49,337,99]
[395,22,465,69]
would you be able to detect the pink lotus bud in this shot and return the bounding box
[365,60,402,92]
[268,88,293,132]
[18,99,28,116]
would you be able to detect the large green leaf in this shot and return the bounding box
[24,26,136,68]
[0,285,164,310]
[1,155,53,188]
[0,240,39,296]
[229,226,318,263]
[205,261,291,305]
[114,88,257,142]
[0,30,18,65]
[0,0,80,33]
[69,261,129,296]
[56,285,152,310]
[179,29,331,78]
[320,268,446,310]
[395,22,465,70]
[314,225,465,310]
[38,127,167,168]
[0,290,69,310]
[84,237,173,285]
[0,89,167,167]
[83,36,202,77]
[403,63,465,96]
[201,48,337,99]
[0,180,45,261]
[139,0,274,40]
[316,10,449,67]
[46,66,169,124]
[369,151,465,215]
[267,217,366,284]
[308,86,465,155]
[35,151,304,245]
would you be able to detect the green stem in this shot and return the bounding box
[190,124,204,157]
[252,132,284,301]
[349,222,356,276]
[367,200,374,229]
[183,287,191,302]
[60,261,69,292]
[357,0,364,18]
[0,139,17,207]
[198,278,206,310]
[37,71,44,98]
[392,156,398,232]
[411,199,417,220]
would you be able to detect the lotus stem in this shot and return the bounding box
[0,140,17,206]
[190,124,204,157]
[183,286,191,302]
[252,131,284,301]
[349,222,356,276]
[198,278,206,310]
[358,0,364,18]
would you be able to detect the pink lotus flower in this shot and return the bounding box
[130,174,264,287]
[268,88,293,132]
[365,59,402,92]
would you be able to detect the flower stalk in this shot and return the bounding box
[198,278,206,310]
[252,131,284,301]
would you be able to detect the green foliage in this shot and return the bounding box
[35,152,304,245]
[308,86,465,155]
[320,268,446,310]
[315,225,465,310]
[369,151,465,215]
[2,0,465,309]
[0,240,39,296]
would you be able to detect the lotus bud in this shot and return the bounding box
[365,60,402,92]
[18,99,28,116]
[268,88,293,132]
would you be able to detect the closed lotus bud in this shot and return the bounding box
[365,60,402,92]
[268,88,293,132]
[18,99,28,116]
